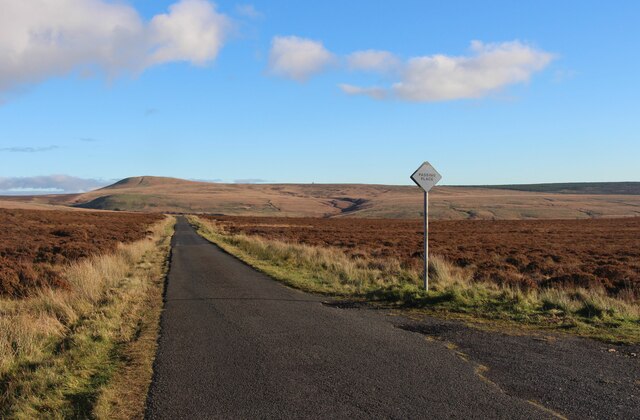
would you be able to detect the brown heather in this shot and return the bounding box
[204,215,640,297]
[0,208,164,297]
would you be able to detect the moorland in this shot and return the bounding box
[1,176,639,417]
[206,216,640,296]
[3,176,640,219]
[0,209,163,297]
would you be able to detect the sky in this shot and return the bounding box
[0,0,639,193]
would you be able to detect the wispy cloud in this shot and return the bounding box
[346,50,401,73]
[553,68,577,83]
[80,137,99,142]
[0,145,59,153]
[0,175,111,195]
[338,84,388,100]
[236,4,262,19]
[0,0,232,99]
[268,36,335,81]
[190,178,223,182]
[234,178,268,184]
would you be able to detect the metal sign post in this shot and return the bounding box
[410,162,442,291]
[424,190,428,290]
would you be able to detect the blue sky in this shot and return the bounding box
[0,0,638,192]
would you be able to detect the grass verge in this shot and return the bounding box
[190,216,640,344]
[0,216,175,419]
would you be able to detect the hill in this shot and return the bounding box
[3,176,640,219]
[472,182,640,195]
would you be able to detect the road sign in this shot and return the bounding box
[411,161,442,192]
[410,161,441,292]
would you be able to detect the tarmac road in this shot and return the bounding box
[144,217,559,419]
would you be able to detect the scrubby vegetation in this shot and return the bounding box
[474,181,640,195]
[192,216,640,343]
[0,216,174,418]
[204,215,640,298]
[0,209,164,297]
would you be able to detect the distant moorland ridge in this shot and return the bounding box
[2,176,640,220]
[471,182,640,195]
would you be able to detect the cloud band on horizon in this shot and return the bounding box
[0,175,111,195]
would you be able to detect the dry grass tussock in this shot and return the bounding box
[0,216,175,418]
[192,216,640,343]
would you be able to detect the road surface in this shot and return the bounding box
[145,217,563,418]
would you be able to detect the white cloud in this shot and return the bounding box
[0,175,111,195]
[338,84,388,100]
[148,0,230,66]
[394,41,553,101]
[268,36,335,81]
[347,50,400,73]
[344,41,554,102]
[0,0,230,96]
